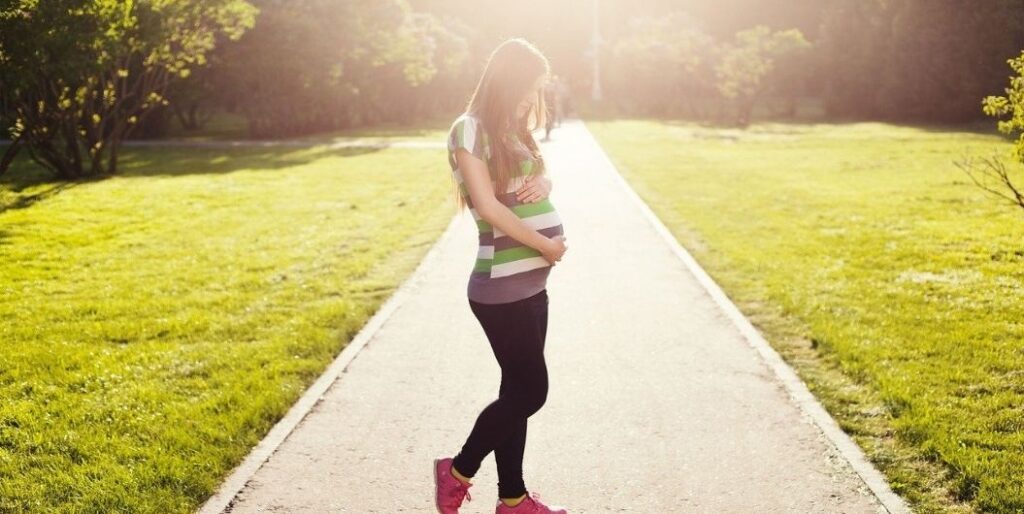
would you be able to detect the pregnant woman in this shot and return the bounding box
[433,38,570,514]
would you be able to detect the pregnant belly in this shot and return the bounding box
[491,196,562,239]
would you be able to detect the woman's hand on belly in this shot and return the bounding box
[540,234,568,265]
[515,174,552,203]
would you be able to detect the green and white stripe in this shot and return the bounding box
[448,112,565,283]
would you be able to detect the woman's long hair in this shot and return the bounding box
[455,38,550,212]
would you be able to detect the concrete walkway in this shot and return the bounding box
[203,120,906,513]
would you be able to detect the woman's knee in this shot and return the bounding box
[502,356,548,416]
[525,389,547,417]
[521,377,548,417]
[502,375,548,417]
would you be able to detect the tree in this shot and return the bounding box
[815,0,888,119]
[214,0,466,138]
[607,12,718,117]
[0,0,257,178]
[165,56,224,133]
[349,11,471,125]
[955,51,1024,213]
[817,0,1024,122]
[883,0,1024,122]
[715,26,810,126]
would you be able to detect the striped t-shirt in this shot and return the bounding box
[446,112,565,304]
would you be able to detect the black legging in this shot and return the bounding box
[451,288,549,499]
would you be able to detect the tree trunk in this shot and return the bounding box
[107,123,124,175]
[0,135,23,176]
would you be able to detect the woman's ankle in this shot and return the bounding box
[500,493,527,507]
[449,464,473,485]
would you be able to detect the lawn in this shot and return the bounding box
[0,138,453,513]
[159,110,453,143]
[587,120,1024,514]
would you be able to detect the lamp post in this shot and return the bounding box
[591,0,602,101]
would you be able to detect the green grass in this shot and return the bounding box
[0,143,454,513]
[587,120,1024,514]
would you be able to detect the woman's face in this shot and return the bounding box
[516,75,547,119]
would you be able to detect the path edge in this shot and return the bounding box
[196,211,462,514]
[578,120,912,514]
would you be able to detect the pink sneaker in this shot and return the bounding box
[495,491,568,514]
[434,457,473,513]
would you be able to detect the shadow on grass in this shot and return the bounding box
[151,115,452,142]
[0,181,89,214]
[114,145,383,177]
[0,145,385,215]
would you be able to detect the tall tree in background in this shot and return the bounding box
[606,14,809,124]
[163,46,233,134]
[883,0,1024,122]
[607,13,718,117]
[355,11,472,125]
[0,0,257,178]
[9,0,1024,149]
[213,0,467,138]
[715,26,811,126]
[818,0,1024,122]
[409,0,593,99]
[816,0,888,119]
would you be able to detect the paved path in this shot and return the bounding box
[204,120,905,513]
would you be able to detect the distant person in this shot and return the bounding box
[542,75,564,141]
[555,76,569,123]
[558,76,574,118]
[434,38,570,514]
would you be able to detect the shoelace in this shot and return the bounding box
[525,492,544,512]
[498,492,550,512]
[446,480,473,506]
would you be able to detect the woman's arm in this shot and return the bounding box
[456,148,558,256]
